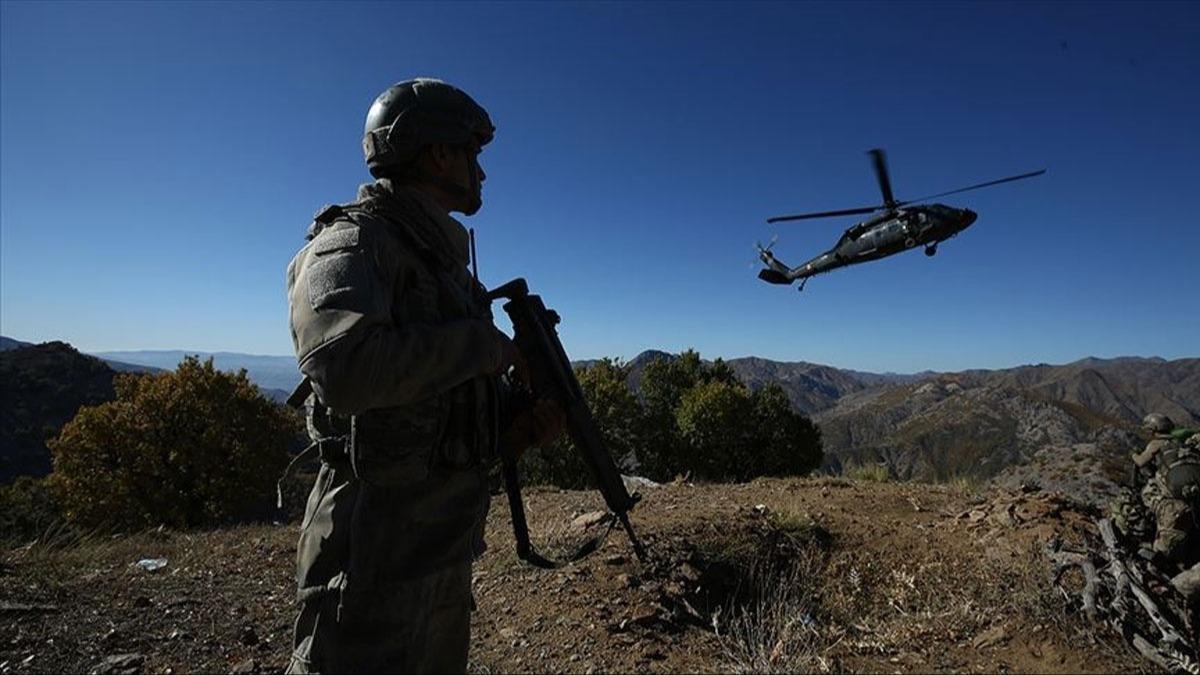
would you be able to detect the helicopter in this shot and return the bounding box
[758,149,1045,290]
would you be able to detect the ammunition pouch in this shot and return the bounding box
[347,380,489,487]
[349,396,448,487]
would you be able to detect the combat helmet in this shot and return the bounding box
[1143,413,1176,435]
[362,78,494,178]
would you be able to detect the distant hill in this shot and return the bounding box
[0,336,33,351]
[811,357,1199,503]
[10,336,1197,503]
[92,349,300,396]
[0,342,119,483]
[607,351,1198,504]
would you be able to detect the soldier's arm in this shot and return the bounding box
[288,222,504,414]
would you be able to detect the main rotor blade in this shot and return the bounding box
[897,169,1046,205]
[767,206,880,223]
[869,148,897,208]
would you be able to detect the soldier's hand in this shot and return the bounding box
[503,399,566,457]
[491,329,532,386]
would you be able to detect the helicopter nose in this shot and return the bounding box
[961,209,977,227]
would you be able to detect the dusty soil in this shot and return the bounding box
[1,477,1148,674]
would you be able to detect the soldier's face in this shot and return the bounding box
[450,144,485,216]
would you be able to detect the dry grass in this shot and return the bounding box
[946,472,987,496]
[842,461,890,483]
[719,557,835,673]
[714,491,1114,673]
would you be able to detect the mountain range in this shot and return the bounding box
[2,336,1196,503]
[90,349,298,398]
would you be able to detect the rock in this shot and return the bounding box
[676,562,701,583]
[231,658,257,674]
[622,475,661,491]
[631,604,659,626]
[1171,563,1200,599]
[989,505,1017,528]
[616,573,640,589]
[603,554,626,566]
[92,653,144,675]
[972,624,1009,649]
[571,511,613,530]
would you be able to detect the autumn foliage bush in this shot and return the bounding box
[48,357,301,530]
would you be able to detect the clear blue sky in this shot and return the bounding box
[2,1,1197,373]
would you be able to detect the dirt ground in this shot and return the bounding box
[0,477,1149,674]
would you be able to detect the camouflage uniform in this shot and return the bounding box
[1135,415,1200,564]
[285,81,505,674]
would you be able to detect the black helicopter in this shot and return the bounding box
[758,149,1044,290]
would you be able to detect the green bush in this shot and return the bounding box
[48,357,302,530]
[677,379,757,480]
[750,384,823,478]
[523,350,823,487]
[521,358,643,488]
[638,350,742,479]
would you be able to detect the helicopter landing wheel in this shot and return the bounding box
[904,238,916,248]
[924,244,938,257]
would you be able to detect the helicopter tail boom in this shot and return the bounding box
[757,268,792,284]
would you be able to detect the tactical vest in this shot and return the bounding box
[299,197,498,487]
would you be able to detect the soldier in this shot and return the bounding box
[1134,413,1200,567]
[284,78,562,673]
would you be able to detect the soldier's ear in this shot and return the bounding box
[425,143,457,174]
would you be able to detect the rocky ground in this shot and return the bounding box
[0,477,1149,674]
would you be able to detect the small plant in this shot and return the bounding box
[843,460,890,483]
[767,509,826,546]
[719,559,833,673]
[947,472,986,496]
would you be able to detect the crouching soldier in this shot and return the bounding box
[1135,414,1200,568]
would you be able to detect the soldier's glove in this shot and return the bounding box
[490,328,531,385]
[502,399,566,458]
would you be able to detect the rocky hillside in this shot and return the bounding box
[616,352,1197,504]
[0,342,119,483]
[812,358,1199,504]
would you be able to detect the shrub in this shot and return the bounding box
[0,476,63,545]
[677,379,757,481]
[521,358,642,488]
[638,350,741,479]
[843,460,891,482]
[749,384,823,478]
[48,357,302,530]
[522,350,823,487]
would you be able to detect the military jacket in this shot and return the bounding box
[286,179,502,604]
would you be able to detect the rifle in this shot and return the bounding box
[489,278,648,568]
